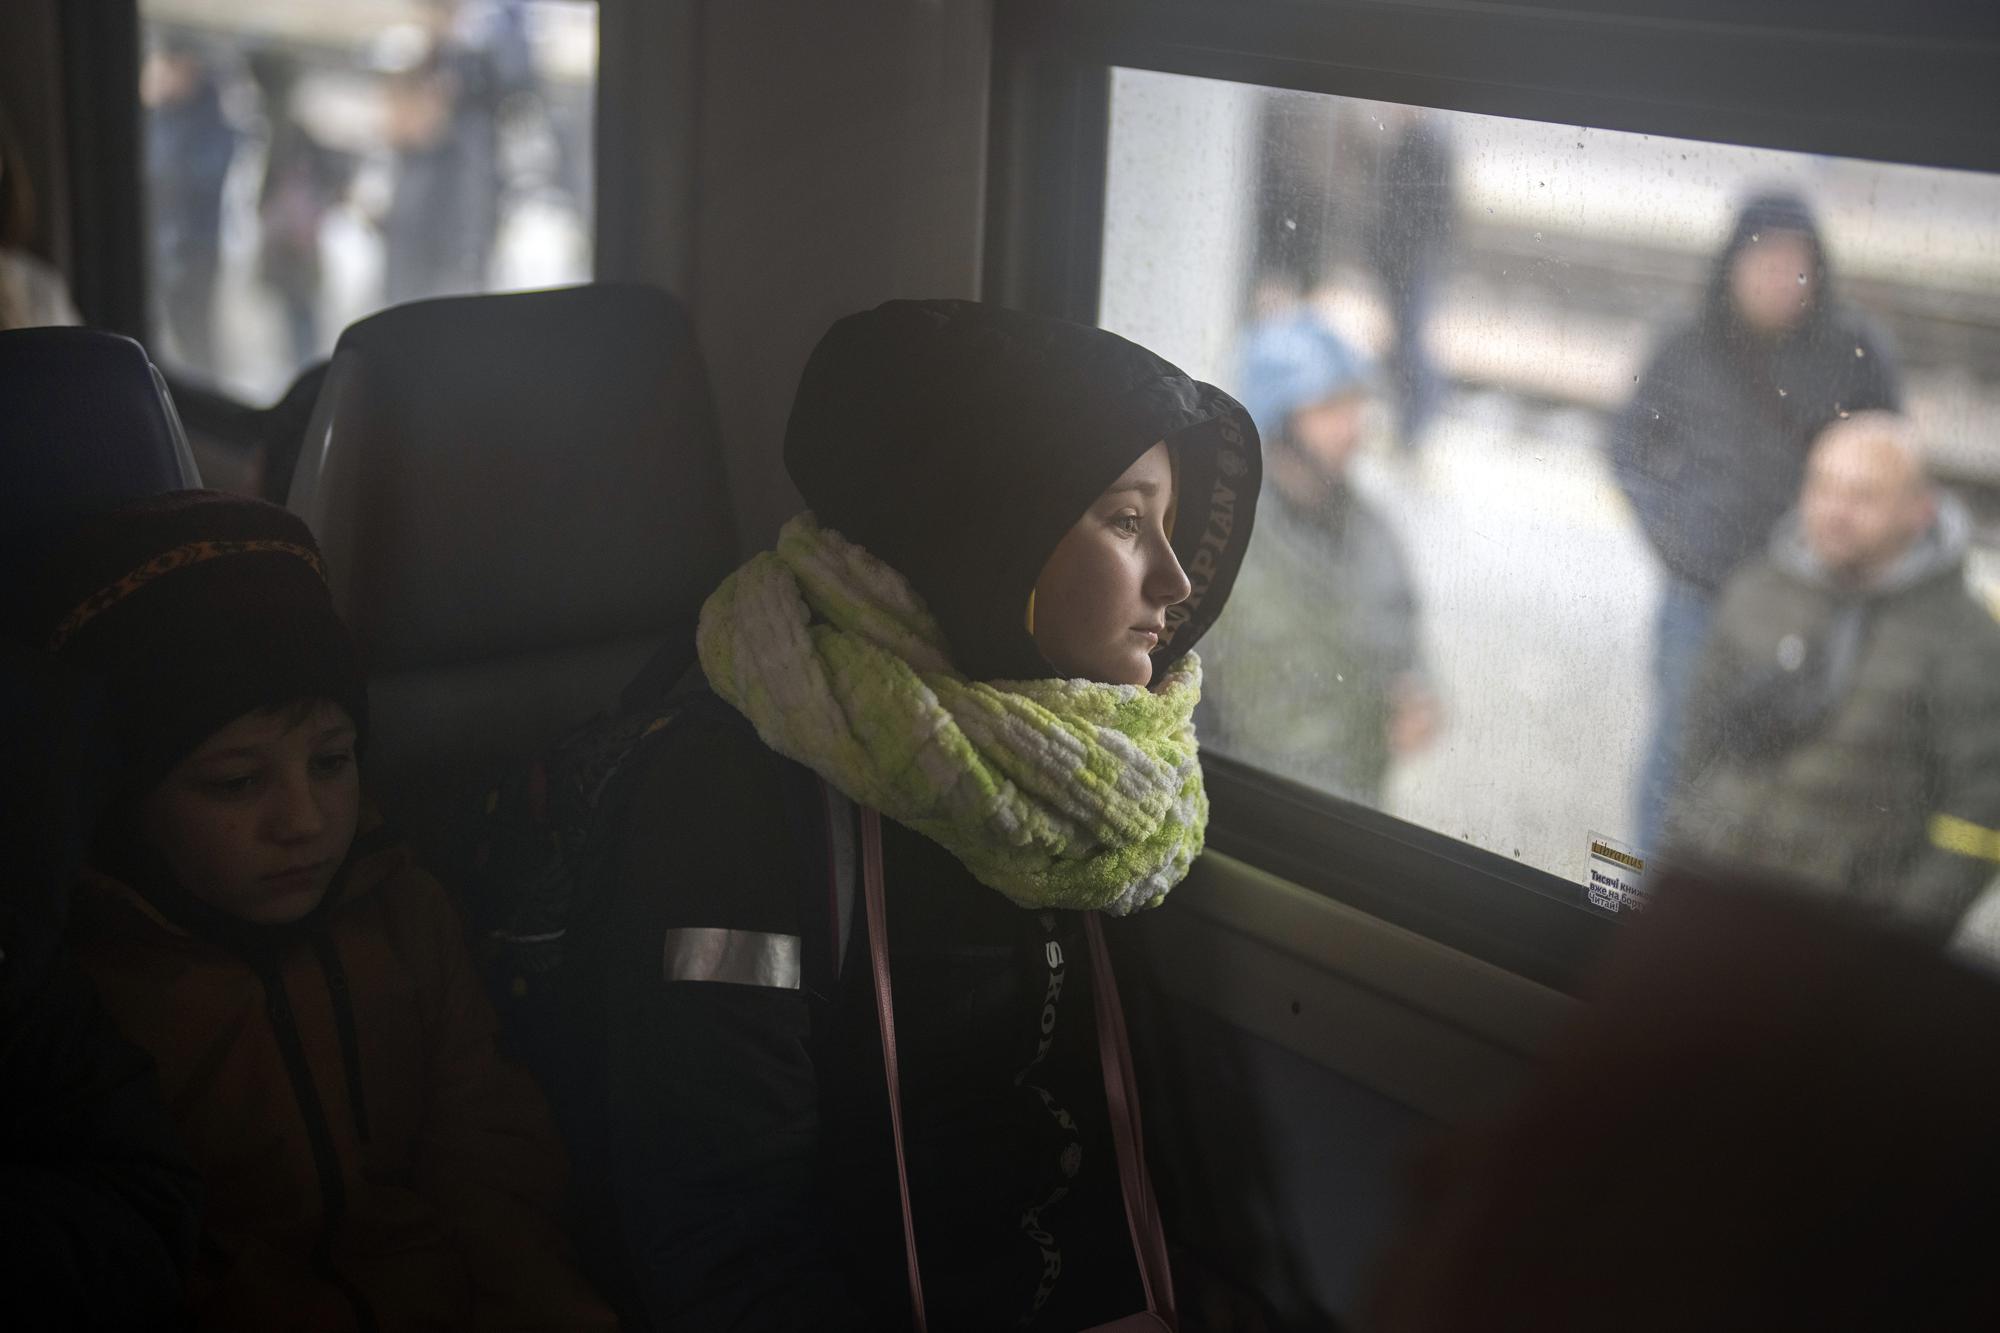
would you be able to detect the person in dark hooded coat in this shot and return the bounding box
[1610,191,1900,853]
[586,300,1261,1331]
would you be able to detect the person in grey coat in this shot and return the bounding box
[1664,413,2000,941]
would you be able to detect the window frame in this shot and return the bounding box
[985,0,2000,993]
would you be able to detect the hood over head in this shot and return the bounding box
[783,299,1261,680]
[1703,190,1835,336]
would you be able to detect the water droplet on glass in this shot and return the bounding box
[1575,142,1584,149]
[1797,273,1808,285]
[1854,346,1866,358]
[1751,232,1761,243]
[1651,410,1662,420]
[1778,387,1789,397]
[1633,375,1640,383]
[1839,410,1851,419]
[1283,217,1297,231]
[1533,232,1542,242]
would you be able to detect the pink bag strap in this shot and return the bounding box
[1084,910,1177,1327]
[860,806,928,1330]
[859,805,1176,1332]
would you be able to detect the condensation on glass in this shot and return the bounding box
[1101,68,2000,951]
[139,0,597,401]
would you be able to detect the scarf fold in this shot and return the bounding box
[697,514,1207,915]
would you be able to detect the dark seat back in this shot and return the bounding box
[287,284,736,849]
[1,327,202,628]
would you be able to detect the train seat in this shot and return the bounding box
[287,283,736,850]
[1,325,201,544]
[1,327,202,626]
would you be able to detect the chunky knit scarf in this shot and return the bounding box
[697,513,1207,916]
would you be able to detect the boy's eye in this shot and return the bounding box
[311,751,355,778]
[198,773,262,798]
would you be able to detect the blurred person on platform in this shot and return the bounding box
[1203,310,1439,805]
[143,35,236,371]
[1662,413,2000,942]
[1612,190,1899,853]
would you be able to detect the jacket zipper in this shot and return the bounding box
[258,962,381,1333]
[311,933,372,1143]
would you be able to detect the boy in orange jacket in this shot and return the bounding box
[37,491,614,1332]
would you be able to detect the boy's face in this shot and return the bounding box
[138,699,361,924]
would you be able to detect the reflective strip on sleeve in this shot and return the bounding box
[1928,813,2000,864]
[662,927,802,988]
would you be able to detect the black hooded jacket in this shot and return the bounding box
[1610,192,1901,592]
[585,302,1258,1331]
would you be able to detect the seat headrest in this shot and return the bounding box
[288,284,735,673]
[0,327,201,552]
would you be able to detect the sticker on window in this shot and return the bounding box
[1585,832,1652,914]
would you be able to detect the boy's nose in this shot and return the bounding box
[270,772,328,842]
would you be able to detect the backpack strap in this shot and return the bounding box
[1084,911,1177,1327]
[858,801,1177,1332]
[859,805,927,1330]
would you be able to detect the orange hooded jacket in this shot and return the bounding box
[70,812,617,1332]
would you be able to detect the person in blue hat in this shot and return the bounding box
[1202,309,1439,804]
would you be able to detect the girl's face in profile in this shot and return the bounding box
[1032,442,1193,687]
[137,698,361,924]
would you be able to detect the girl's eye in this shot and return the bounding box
[1111,511,1143,537]
[199,773,262,798]
[311,751,355,779]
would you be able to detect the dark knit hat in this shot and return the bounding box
[784,299,1261,680]
[32,491,366,798]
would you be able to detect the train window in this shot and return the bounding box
[138,0,596,401]
[1103,68,2000,937]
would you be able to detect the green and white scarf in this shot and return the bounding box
[697,513,1207,916]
